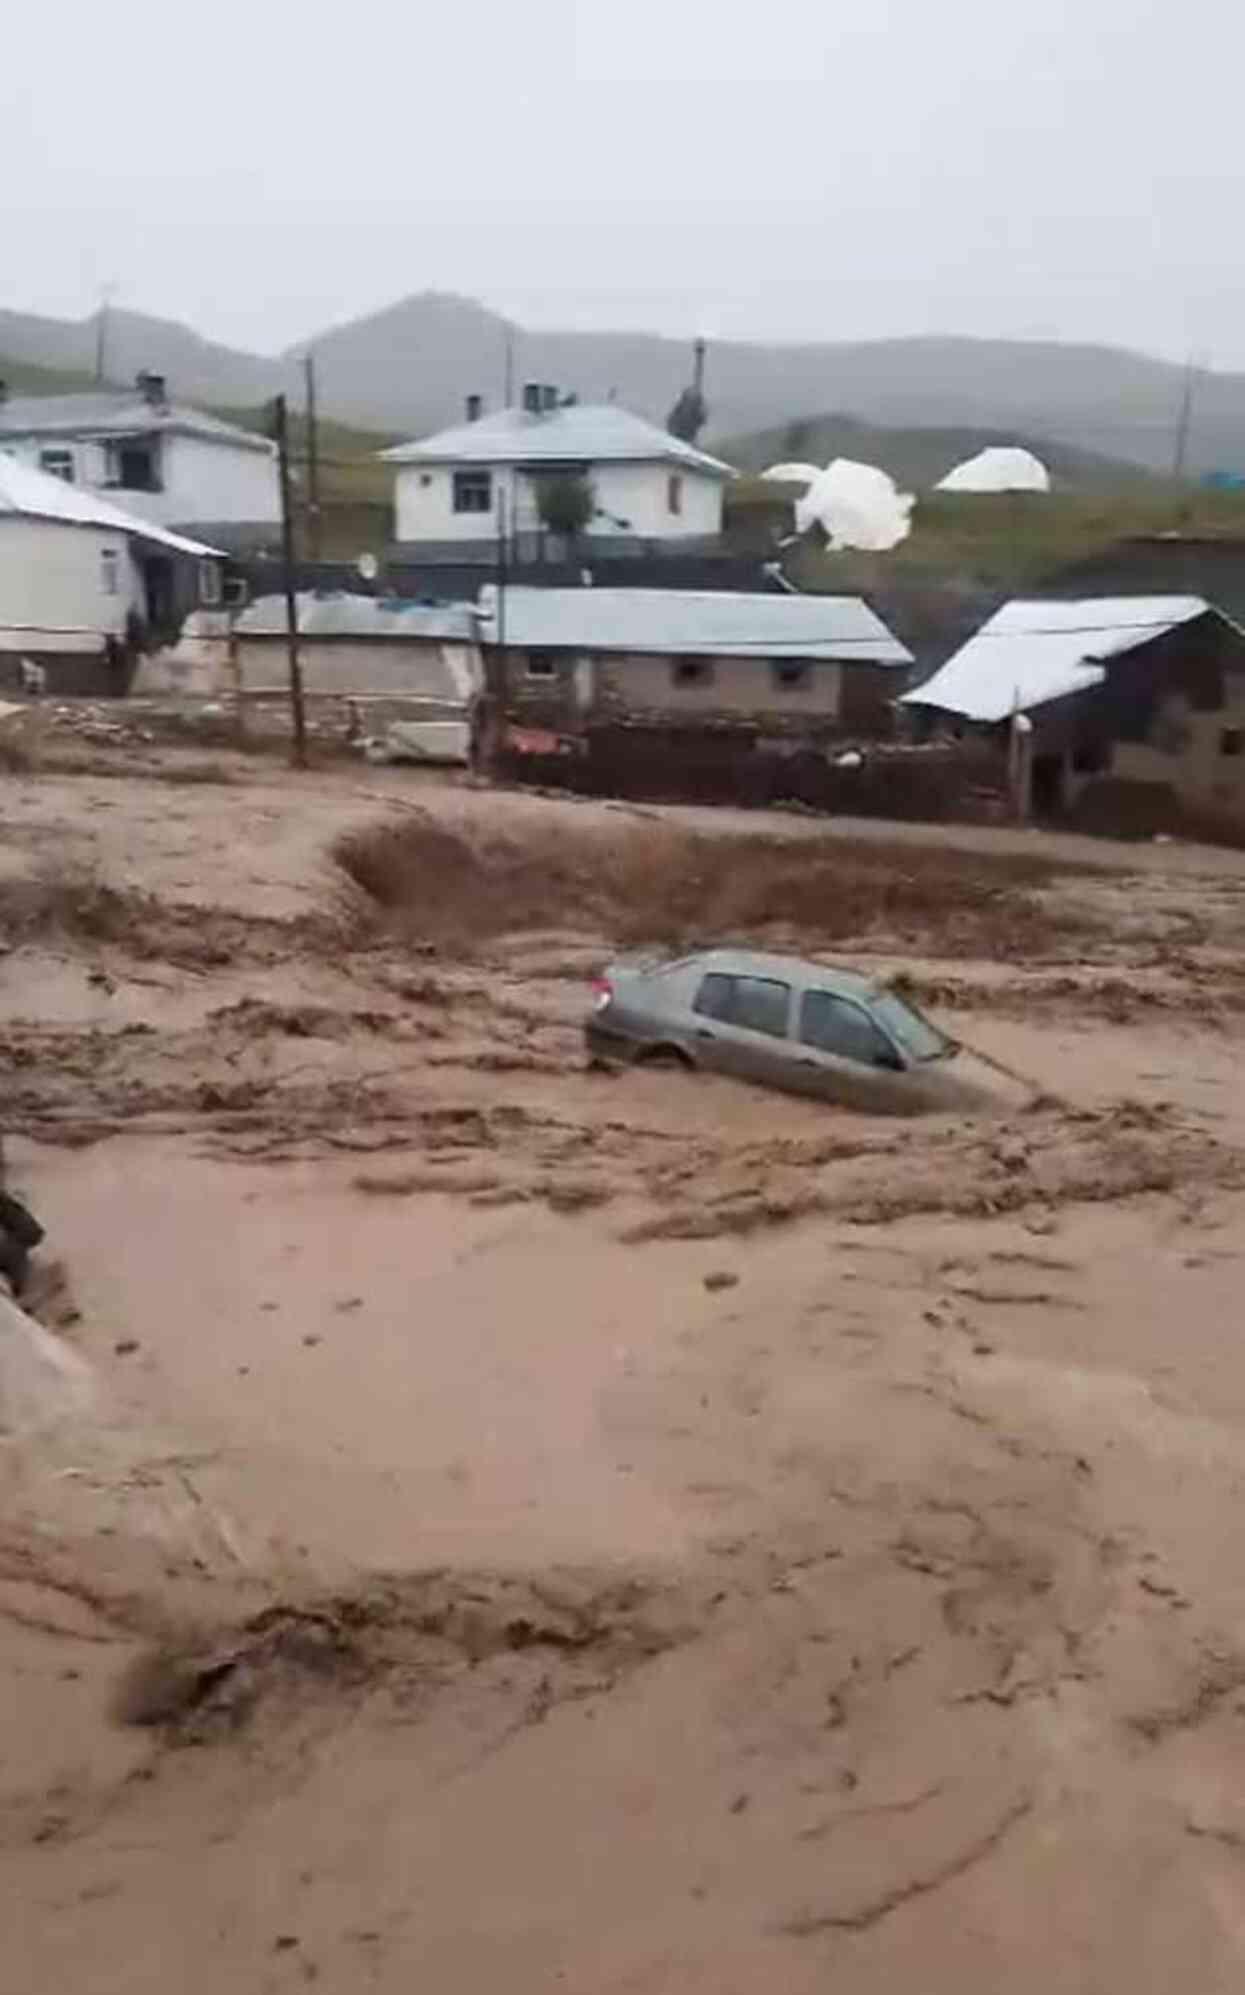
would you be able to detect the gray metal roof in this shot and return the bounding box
[381,403,732,479]
[237,591,476,641]
[901,596,1219,721]
[477,587,912,663]
[0,454,221,556]
[0,392,275,455]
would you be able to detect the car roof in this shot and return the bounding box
[668,948,880,998]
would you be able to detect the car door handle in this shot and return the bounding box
[797,1056,817,1066]
[696,1027,717,1040]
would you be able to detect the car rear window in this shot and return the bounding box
[694,973,791,1039]
[799,990,893,1066]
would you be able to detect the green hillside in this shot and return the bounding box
[725,480,1245,599]
[0,355,102,395]
[715,411,1162,494]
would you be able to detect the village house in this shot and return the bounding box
[0,453,222,696]
[0,375,280,546]
[903,595,1245,823]
[475,584,911,795]
[381,388,732,557]
[139,591,482,756]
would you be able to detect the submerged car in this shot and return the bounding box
[586,948,992,1116]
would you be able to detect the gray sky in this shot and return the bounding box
[3,0,1243,363]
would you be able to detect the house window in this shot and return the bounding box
[100,548,121,596]
[452,469,492,514]
[771,660,811,692]
[1220,728,1244,757]
[199,559,223,608]
[39,448,75,483]
[671,657,713,689]
[105,441,161,492]
[667,474,684,517]
[525,650,557,680]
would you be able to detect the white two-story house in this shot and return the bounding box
[381,385,733,556]
[0,374,280,547]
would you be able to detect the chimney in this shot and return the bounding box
[522,381,543,417]
[465,392,484,423]
[135,371,169,412]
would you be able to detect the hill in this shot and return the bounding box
[718,412,1161,494]
[3,292,1245,474]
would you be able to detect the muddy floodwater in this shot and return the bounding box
[4,750,1245,1992]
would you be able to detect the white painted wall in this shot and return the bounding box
[0,518,143,647]
[394,459,724,544]
[138,434,280,528]
[2,430,280,528]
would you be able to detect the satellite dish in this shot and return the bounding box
[357,552,380,583]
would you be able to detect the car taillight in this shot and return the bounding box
[591,977,613,1012]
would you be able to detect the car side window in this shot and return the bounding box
[694,973,791,1038]
[800,989,896,1067]
[693,972,735,1021]
[732,977,791,1037]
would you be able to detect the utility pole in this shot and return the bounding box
[94,283,117,384]
[268,394,308,769]
[1173,356,1197,481]
[302,351,322,560]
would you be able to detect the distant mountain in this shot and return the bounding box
[3,291,1244,476]
[0,305,283,406]
[719,412,1161,493]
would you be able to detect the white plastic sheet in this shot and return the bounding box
[935,447,1051,494]
[760,462,821,488]
[795,459,914,552]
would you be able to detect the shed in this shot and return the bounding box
[903,595,1245,820]
[479,584,911,742]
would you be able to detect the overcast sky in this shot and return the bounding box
[3,0,1242,364]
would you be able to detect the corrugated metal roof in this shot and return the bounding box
[477,587,912,663]
[0,392,274,454]
[236,591,477,641]
[0,455,221,556]
[381,403,733,479]
[901,596,1215,722]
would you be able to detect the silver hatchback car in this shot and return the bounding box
[586,947,991,1116]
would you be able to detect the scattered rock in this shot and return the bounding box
[704,1271,740,1293]
[114,1339,140,1357]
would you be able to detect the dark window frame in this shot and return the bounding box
[1220,727,1244,758]
[525,650,557,680]
[38,447,75,483]
[671,656,714,689]
[452,468,493,515]
[667,472,684,516]
[771,659,812,692]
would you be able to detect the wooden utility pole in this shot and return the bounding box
[1173,356,1197,481]
[94,283,117,384]
[268,394,308,768]
[302,352,322,560]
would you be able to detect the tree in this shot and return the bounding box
[781,417,814,457]
[536,473,596,544]
[667,385,708,444]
